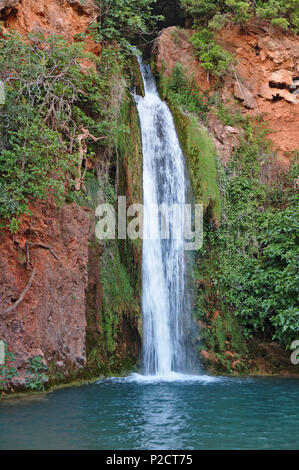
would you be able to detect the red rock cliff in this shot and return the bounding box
[0,0,99,386]
[0,201,91,384]
[155,24,299,166]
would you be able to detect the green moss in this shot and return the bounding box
[84,85,143,379]
[118,90,143,207]
[169,103,221,223]
[125,56,145,97]
[100,240,139,357]
[156,63,221,223]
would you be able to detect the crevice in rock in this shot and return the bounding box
[272,94,283,102]
[253,44,260,56]
[290,77,299,94]
[269,81,289,90]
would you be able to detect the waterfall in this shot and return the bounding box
[134,59,197,378]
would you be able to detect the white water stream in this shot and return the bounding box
[134,59,197,377]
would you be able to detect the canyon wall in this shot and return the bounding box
[0,0,142,389]
[155,24,299,165]
[0,2,298,386]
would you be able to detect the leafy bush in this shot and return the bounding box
[256,0,299,33]
[25,356,48,391]
[180,0,299,33]
[182,0,299,77]
[161,62,209,117]
[190,28,234,77]
[205,114,299,347]
[0,32,123,230]
[0,344,18,391]
[90,0,163,52]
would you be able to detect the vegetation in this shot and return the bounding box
[0,344,18,391]
[160,64,221,222]
[190,28,234,78]
[101,241,138,355]
[88,0,163,53]
[25,356,48,391]
[0,346,48,393]
[0,32,123,231]
[211,167,298,346]
[201,115,298,351]
[178,1,299,78]
[160,62,209,118]
[180,0,299,33]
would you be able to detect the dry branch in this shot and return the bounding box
[25,242,62,266]
[0,268,36,317]
[75,127,107,191]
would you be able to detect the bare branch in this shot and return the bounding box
[1,268,36,317]
[25,242,62,264]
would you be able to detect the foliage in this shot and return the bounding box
[160,62,209,118]
[0,32,124,230]
[223,197,299,345]
[100,241,138,355]
[160,65,221,222]
[255,0,299,33]
[25,356,48,391]
[0,347,48,392]
[90,0,163,52]
[180,0,299,33]
[190,28,234,77]
[0,344,18,390]
[204,111,299,347]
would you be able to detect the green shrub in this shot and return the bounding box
[0,32,123,230]
[0,344,18,391]
[161,62,209,118]
[229,199,299,345]
[205,116,299,347]
[90,0,163,52]
[190,29,233,77]
[25,356,48,391]
[180,0,299,33]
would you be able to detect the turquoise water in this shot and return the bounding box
[0,374,298,450]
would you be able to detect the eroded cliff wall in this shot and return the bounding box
[0,0,142,391]
[155,24,299,165]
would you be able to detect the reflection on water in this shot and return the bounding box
[0,376,298,450]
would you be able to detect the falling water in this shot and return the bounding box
[134,59,197,377]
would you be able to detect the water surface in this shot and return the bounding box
[0,375,298,449]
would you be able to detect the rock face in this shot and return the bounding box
[0,0,19,9]
[208,110,244,164]
[1,0,99,39]
[156,24,299,164]
[0,201,90,379]
[219,23,299,163]
[155,27,211,92]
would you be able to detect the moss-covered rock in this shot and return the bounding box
[169,102,221,224]
[84,86,143,378]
